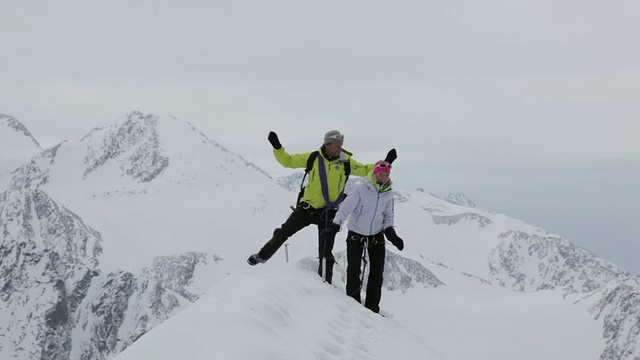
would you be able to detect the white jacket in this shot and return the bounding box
[332,175,395,236]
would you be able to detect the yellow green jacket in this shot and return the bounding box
[274,147,374,209]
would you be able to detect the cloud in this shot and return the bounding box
[1,0,639,272]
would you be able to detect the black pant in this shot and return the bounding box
[258,203,338,281]
[345,231,385,313]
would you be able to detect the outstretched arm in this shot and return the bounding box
[348,158,375,177]
[273,148,314,169]
[267,132,313,169]
[349,148,397,177]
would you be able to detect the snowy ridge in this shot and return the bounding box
[489,230,627,293]
[114,261,446,360]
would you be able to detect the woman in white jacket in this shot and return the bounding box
[321,160,404,313]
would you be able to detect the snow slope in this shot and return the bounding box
[115,260,446,360]
[113,255,605,360]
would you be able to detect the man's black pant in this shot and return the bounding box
[345,231,386,313]
[257,203,338,282]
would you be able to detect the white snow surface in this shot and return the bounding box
[112,259,605,360]
[115,261,446,360]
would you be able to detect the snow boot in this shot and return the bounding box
[247,253,266,266]
[318,256,335,284]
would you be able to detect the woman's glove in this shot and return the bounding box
[384,227,404,251]
[384,148,397,164]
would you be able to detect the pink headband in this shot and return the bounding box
[373,160,391,174]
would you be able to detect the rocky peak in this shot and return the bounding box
[0,114,44,191]
[82,111,169,182]
[0,114,42,149]
[445,192,476,208]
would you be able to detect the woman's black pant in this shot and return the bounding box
[345,231,385,313]
[257,202,337,282]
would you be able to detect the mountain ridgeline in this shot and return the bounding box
[0,111,639,359]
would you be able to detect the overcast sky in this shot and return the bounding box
[1,0,639,272]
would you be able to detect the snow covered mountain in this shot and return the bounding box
[1,112,291,359]
[0,114,42,190]
[1,111,639,359]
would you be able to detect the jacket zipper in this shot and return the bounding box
[355,204,364,223]
[369,186,381,235]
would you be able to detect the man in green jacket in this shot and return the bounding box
[247,130,397,284]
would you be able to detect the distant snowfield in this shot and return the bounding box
[387,265,604,360]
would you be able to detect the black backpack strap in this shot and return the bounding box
[305,151,320,175]
[340,149,351,183]
[294,151,320,208]
[301,151,320,188]
[344,159,351,179]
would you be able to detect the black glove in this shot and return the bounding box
[320,223,340,238]
[268,131,282,150]
[384,148,397,164]
[384,227,404,251]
